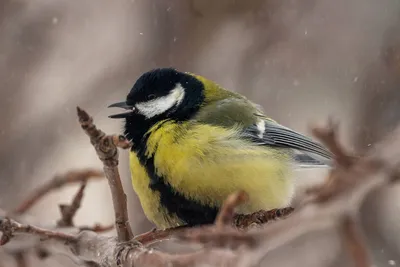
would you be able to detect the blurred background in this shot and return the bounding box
[1,0,400,266]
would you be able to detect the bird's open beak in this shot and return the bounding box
[108,101,136,119]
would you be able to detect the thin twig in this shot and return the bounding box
[35,247,50,259]
[312,119,357,168]
[215,191,248,228]
[307,122,363,202]
[0,217,76,246]
[13,169,103,214]
[13,252,27,267]
[133,195,292,246]
[234,207,294,229]
[83,261,101,267]
[340,216,370,267]
[177,225,257,249]
[133,227,183,246]
[77,106,133,242]
[57,181,87,227]
[79,223,115,233]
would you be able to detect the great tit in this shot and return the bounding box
[108,68,332,229]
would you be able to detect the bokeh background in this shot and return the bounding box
[1,0,400,266]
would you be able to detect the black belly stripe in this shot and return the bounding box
[133,127,219,226]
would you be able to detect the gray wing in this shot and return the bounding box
[242,119,333,167]
[193,97,333,166]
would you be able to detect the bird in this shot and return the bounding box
[108,68,333,229]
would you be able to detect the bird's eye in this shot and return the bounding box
[148,94,156,100]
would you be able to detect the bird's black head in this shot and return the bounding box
[108,68,205,143]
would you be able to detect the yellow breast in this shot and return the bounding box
[129,120,295,228]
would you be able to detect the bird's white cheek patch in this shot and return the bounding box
[135,83,185,119]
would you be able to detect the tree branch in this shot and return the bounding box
[13,252,27,267]
[0,218,76,246]
[312,119,357,168]
[57,181,87,227]
[215,190,248,228]
[77,107,133,242]
[234,207,294,229]
[340,216,370,267]
[13,169,103,215]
